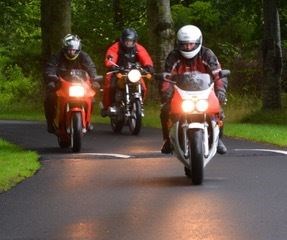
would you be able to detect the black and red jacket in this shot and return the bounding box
[164,46,224,92]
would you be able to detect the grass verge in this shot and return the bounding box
[0,139,40,192]
[224,123,287,147]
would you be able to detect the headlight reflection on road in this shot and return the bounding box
[60,219,100,239]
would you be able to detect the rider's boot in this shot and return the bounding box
[217,127,227,154]
[47,120,55,133]
[160,116,173,154]
[161,138,172,154]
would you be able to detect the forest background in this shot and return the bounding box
[0,0,286,117]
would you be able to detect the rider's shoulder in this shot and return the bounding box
[201,46,217,58]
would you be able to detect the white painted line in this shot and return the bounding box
[235,149,287,155]
[74,153,131,158]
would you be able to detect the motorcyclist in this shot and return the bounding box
[101,28,154,117]
[44,34,100,133]
[159,25,228,154]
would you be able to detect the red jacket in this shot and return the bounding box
[104,42,153,69]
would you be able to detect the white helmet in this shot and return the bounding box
[177,25,202,59]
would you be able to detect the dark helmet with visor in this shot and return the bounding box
[120,28,138,49]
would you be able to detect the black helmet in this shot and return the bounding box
[62,34,81,60]
[120,28,138,49]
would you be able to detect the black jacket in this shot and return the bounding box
[44,50,97,83]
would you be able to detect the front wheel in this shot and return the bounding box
[71,112,82,152]
[58,136,70,148]
[110,116,124,133]
[188,129,204,185]
[128,99,142,135]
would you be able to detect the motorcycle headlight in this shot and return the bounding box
[128,69,141,83]
[196,99,209,112]
[182,100,195,113]
[69,85,85,97]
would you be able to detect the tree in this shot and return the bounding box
[146,0,175,72]
[113,0,124,30]
[262,0,283,109]
[41,0,71,63]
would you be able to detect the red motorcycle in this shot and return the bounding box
[165,70,229,185]
[52,69,101,152]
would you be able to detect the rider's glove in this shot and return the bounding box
[161,81,172,92]
[160,81,173,103]
[143,65,154,74]
[47,75,59,83]
[92,81,101,89]
[110,66,119,71]
[47,81,56,90]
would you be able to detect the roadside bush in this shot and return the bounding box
[0,63,40,110]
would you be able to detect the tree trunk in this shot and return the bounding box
[262,0,282,109]
[113,0,124,30]
[41,0,71,63]
[146,0,175,73]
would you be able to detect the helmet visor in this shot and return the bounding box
[67,49,79,58]
[124,39,135,48]
[179,42,200,52]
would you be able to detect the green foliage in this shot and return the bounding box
[0,0,42,108]
[172,1,220,32]
[72,0,148,73]
[0,0,41,52]
[0,63,40,109]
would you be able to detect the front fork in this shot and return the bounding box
[125,84,144,117]
[181,119,209,158]
[66,104,86,134]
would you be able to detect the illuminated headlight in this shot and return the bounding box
[128,69,141,83]
[69,85,85,97]
[182,100,195,113]
[196,99,209,112]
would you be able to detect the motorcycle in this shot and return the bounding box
[165,70,230,185]
[105,62,152,135]
[52,69,101,152]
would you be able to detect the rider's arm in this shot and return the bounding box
[80,51,98,80]
[202,47,226,104]
[104,42,120,69]
[44,53,60,84]
[136,43,154,71]
[202,47,224,90]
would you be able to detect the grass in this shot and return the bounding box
[0,139,40,192]
[224,123,287,147]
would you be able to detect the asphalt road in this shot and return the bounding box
[0,120,287,240]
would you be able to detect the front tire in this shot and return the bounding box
[110,117,124,133]
[71,112,82,152]
[188,129,204,185]
[128,99,142,135]
[58,136,70,148]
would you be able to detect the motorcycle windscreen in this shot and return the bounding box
[174,71,210,91]
[58,69,89,82]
